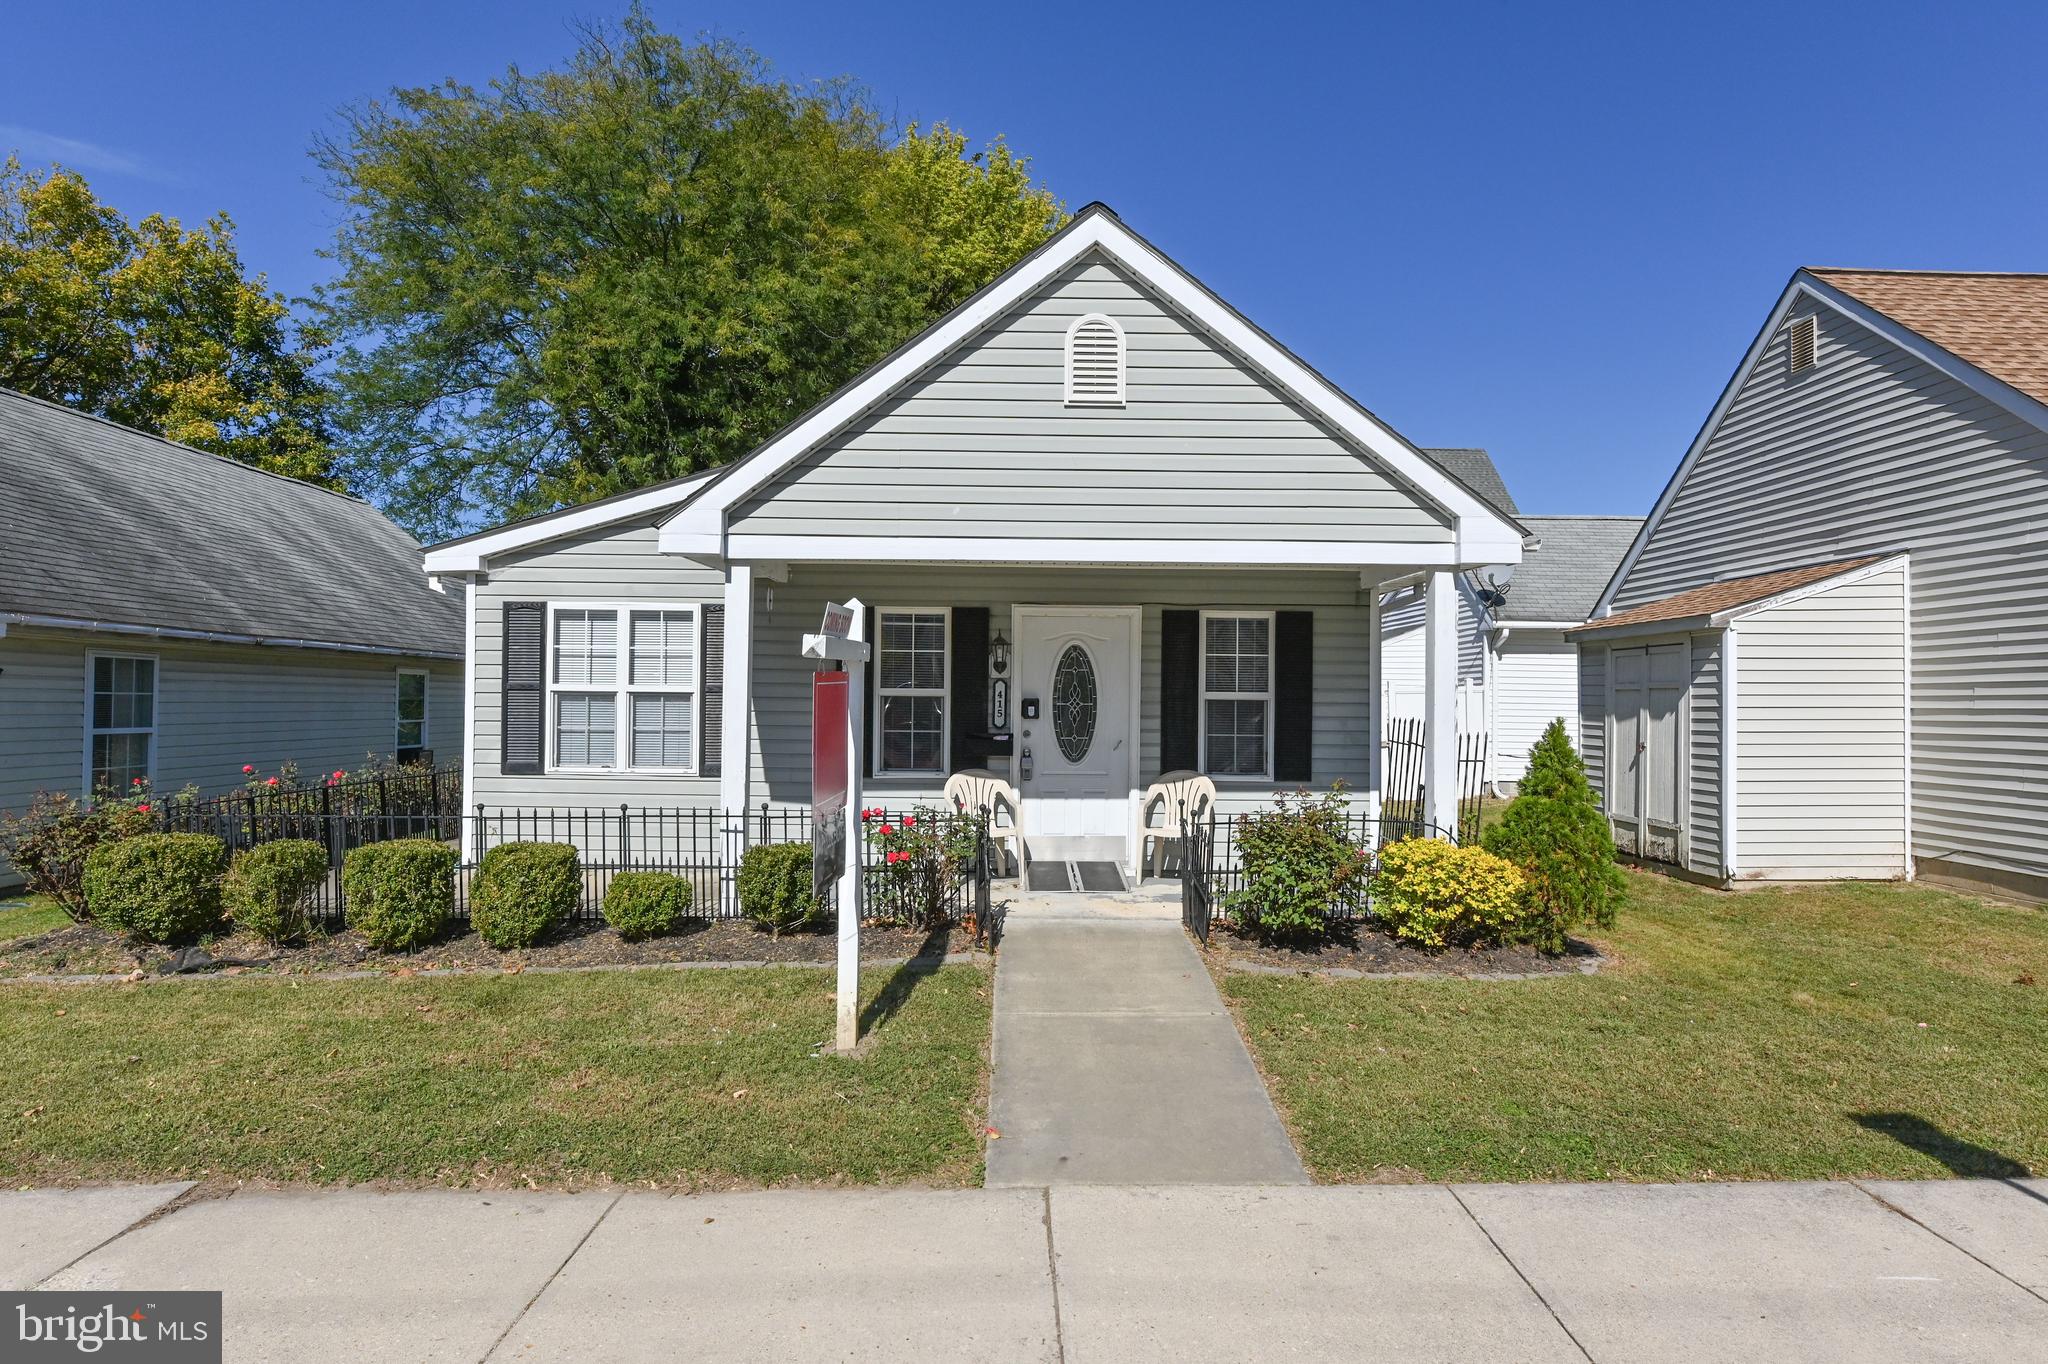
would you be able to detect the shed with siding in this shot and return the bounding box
[1575,555,1910,883]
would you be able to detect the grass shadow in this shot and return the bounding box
[1852,1112,2034,1180]
[857,924,952,1038]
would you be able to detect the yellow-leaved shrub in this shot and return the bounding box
[1370,838,1527,949]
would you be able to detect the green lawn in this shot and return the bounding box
[0,961,991,1189]
[1226,872,2048,1182]
[0,896,71,944]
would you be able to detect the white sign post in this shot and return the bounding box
[803,599,867,1053]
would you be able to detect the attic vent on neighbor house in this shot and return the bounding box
[1787,314,1818,374]
[1065,313,1126,406]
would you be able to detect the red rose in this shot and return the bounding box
[877,824,893,837]
[242,765,255,775]
[136,803,150,813]
[334,770,346,780]
[265,777,279,787]
[132,777,143,785]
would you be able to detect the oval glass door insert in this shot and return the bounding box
[1052,643,1098,763]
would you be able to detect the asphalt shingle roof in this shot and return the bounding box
[0,388,462,658]
[1808,268,2048,408]
[1496,516,1645,623]
[1420,448,1519,519]
[1571,556,1885,635]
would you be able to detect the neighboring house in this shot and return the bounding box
[0,388,464,881]
[1577,268,2048,899]
[1378,448,1640,787]
[424,204,1529,875]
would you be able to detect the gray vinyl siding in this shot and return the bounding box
[1578,644,1606,808]
[1492,630,1576,783]
[1732,566,1909,880]
[729,252,1455,547]
[1686,634,1723,879]
[1,625,459,881]
[467,519,725,809]
[1378,581,1486,712]
[1614,293,2048,886]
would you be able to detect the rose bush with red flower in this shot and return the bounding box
[865,804,981,930]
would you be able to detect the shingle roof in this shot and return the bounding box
[1807,269,2048,408]
[0,388,462,657]
[1570,555,1886,635]
[1493,516,1644,622]
[1420,448,1519,519]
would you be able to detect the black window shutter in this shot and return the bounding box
[949,607,989,774]
[701,605,724,778]
[1160,610,1200,773]
[501,601,545,776]
[862,605,877,778]
[1274,610,1314,783]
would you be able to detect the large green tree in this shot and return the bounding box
[0,157,333,482]
[317,11,1064,538]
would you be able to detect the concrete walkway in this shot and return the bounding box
[984,888,1307,1186]
[7,1179,2046,1361]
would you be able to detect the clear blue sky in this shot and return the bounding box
[10,1,2046,515]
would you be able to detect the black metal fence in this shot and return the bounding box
[1380,718,1489,841]
[1179,805,1461,944]
[152,765,463,855]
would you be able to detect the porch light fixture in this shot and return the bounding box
[989,629,1010,676]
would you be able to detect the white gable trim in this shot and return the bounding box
[658,209,1524,564]
[1593,272,2048,617]
[421,471,718,574]
[1707,552,1909,626]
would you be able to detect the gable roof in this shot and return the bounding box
[1494,515,1644,623]
[1806,269,2048,409]
[1573,555,1886,637]
[1421,448,1518,519]
[0,388,462,658]
[427,205,1529,574]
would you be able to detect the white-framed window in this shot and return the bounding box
[86,652,157,794]
[1064,312,1126,406]
[875,608,949,776]
[1199,612,1273,779]
[396,669,429,763]
[545,603,699,773]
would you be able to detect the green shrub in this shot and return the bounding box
[1370,837,1527,949]
[468,841,580,948]
[1482,719,1626,953]
[342,839,454,951]
[82,833,228,943]
[865,806,979,930]
[0,789,156,921]
[737,842,819,936]
[1224,786,1370,942]
[602,870,694,940]
[223,839,329,943]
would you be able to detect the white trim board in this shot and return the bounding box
[712,536,1484,568]
[658,207,1526,564]
[422,470,720,575]
[1592,272,2048,619]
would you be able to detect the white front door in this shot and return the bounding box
[1014,607,1137,843]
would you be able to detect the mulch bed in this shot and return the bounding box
[0,917,978,981]
[1203,921,1599,977]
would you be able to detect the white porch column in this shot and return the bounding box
[1423,569,1458,836]
[720,563,755,822]
[1364,580,1383,823]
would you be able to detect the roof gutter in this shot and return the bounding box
[0,612,461,662]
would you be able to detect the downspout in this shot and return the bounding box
[1486,624,1509,798]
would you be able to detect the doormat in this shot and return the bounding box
[1024,862,1128,893]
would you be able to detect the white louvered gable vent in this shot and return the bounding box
[1065,313,1126,406]
[1787,314,1818,374]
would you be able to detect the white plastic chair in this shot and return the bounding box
[944,768,1022,878]
[1136,770,1217,879]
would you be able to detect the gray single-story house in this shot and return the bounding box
[424,204,1529,875]
[1579,267,2048,899]
[0,388,464,881]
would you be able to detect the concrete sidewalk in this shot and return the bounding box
[8,1179,2046,1362]
[984,895,1307,1186]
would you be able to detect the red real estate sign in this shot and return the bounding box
[811,670,850,903]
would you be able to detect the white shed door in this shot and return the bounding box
[1609,642,1687,864]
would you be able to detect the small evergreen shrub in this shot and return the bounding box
[602,870,694,940]
[223,839,329,943]
[342,839,454,951]
[1224,786,1369,942]
[83,833,228,943]
[468,842,580,948]
[0,789,156,921]
[737,842,819,936]
[1370,838,1527,949]
[1483,719,1626,953]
